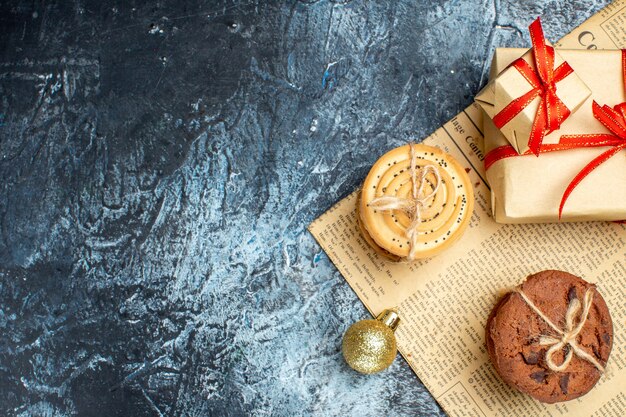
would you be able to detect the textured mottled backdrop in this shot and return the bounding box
[0,1,611,416]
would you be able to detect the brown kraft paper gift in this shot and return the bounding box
[482,48,626,223]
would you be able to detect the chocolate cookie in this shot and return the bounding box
[359,144,473,260]
[486,270,613,403]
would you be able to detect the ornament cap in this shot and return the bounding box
[376,309,400,332]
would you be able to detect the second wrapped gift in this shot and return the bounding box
[475,18,591,156]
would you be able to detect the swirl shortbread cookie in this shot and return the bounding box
[359,144,474,260]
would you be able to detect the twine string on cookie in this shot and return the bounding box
[515,287,605,373]
[368,143,441,260]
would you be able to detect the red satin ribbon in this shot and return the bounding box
[485,50,626,220]
[492,18,573,156]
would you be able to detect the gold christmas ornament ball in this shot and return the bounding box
[342,309,400,374]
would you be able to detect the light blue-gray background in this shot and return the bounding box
[0,1,611,415]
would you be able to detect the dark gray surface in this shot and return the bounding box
[0,1,611,416]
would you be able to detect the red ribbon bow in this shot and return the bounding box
[492,18,573,156]
[485,50,626,220]
[558,91,626,218]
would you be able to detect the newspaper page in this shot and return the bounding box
[308,2,626,416]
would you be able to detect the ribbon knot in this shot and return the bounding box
[516,287,605,373]
[492,18,574,156]
[543,82,556,96]
[368,143,441,260]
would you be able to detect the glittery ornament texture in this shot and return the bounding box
[342,319,397,374]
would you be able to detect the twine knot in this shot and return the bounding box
[368,143,441,260]
[515,287,605,373]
